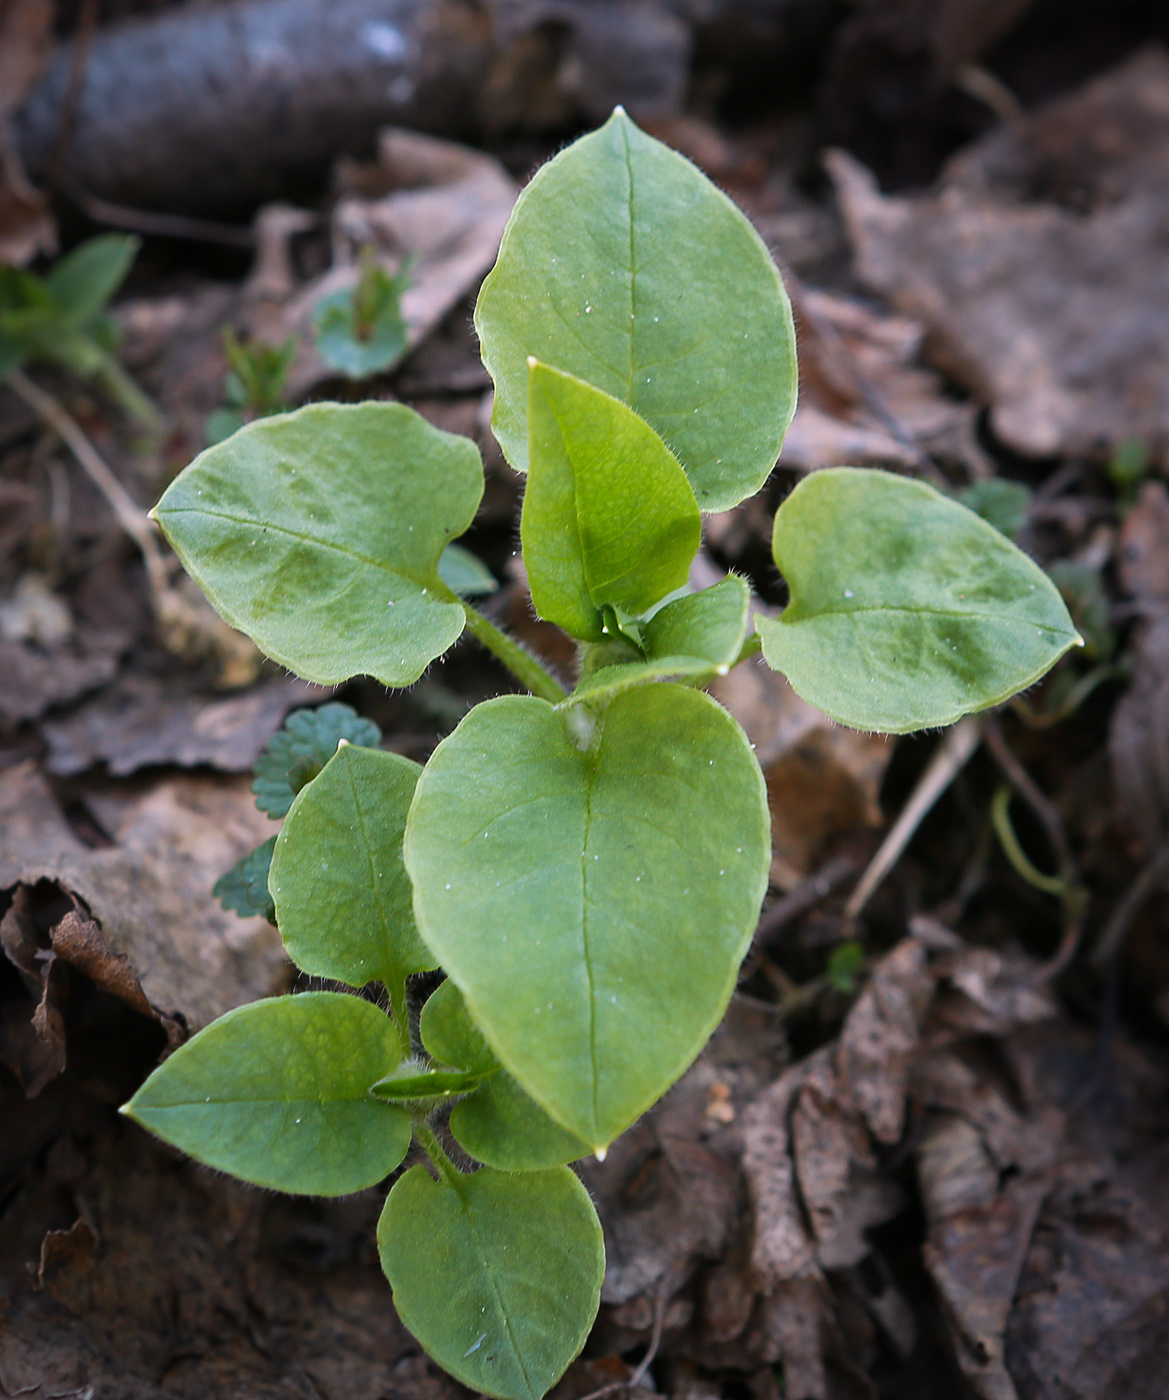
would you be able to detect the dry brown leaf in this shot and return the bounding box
[0,761,286,1033]
[712,658,891,886]
[780,286,983,475]
[42,673,327,777]
[830,47,1169,463]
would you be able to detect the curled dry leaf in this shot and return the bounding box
[731,935,1057,1400]
[0,761,286,1047]
[830,47,1169,463]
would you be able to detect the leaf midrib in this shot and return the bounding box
[161,504,439,589]
[781,601,1075,636]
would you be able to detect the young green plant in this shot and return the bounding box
[125,109,1079,1400]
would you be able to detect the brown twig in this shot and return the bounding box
[574,1284,668,1400]
[1091,839,1169,968]
[844,717,983,921]
[753,853,858,947]
[59,179,256,247]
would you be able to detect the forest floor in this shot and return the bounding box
[4,2,1169,1398]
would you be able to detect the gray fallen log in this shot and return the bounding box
[14,0,824,219]
[14,0,484,216]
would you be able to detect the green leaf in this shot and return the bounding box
[269,743,436,988]
[404,684,770,1149]
[313,264,410,380]
[643,573,750,668]
[522,360,701,641]
[378,1163,604,1400]
[570,656,712,704]
[421,980,590,1170]
[370,1062,491,1102]
[153,402,483,687]
[46,235,139,329]
[958,478,1031,540]
[758,468,1081,734]
[475,108,796,511]
[122,992,409,1195]
[439,542,499,596]
[253,702,382,819]
[213,835,277,923]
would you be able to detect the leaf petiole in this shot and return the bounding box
[454,594,568,704]
[413,1119,466,1190]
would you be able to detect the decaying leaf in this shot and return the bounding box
[780,286,983,475]
[0,761,287,1043]
[41,673,328,777]
[830,47,1169,463]
[711,656,891,886]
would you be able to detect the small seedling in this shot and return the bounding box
[313,249,411,380]
[0,233,162,430]
[127,111,1079,1400]
[204,328,296,444]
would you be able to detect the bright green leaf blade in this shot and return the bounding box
[570,656,711,704]
[270,744,435,988]
[421,980,589,1170]
[522,361,700,640]
[46,234,139,329]
[439,542,499,596]
[123,992,409,1195]
[370,1065,489,1101]
[404,685,770,1149]
[378,1164,603,1400]
[475,108,796,511]
[758,468,1081,734]
[420,976,498,1075]
[644,574,750,667]
[213,835,276,923]
[154,402,482,687]
[253,702,382,819]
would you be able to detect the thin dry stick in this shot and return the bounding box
[1091,838,1169,968]
[575,1284,668,1400]
[754,853,859,946]
[844,716,983,921]
[6,368,173,613]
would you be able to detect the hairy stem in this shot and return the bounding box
[457,599,568,704]
[387,977,412,1061]
[413,1119,464,1189]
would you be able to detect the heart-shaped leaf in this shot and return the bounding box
[421,979,590,1170]
[253,702,382,818]
[757,468,1081,733]
[522,360,700,640]
[378,1163,603,1400]
[404,684,770,1149]
[475,108,796,511]
[123,992,409,1196]
[643,573,750,668]
[269,743,435,990]
[153,402,483,686]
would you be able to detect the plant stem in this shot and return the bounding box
[94,350,167,435]
[387,977,412,1061]
[458,599,568,704]
[413,1119,464,1189]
